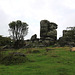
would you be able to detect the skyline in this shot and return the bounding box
[0,0,75,39]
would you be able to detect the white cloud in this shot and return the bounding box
[0,8,10,36]
[62,0,75,9]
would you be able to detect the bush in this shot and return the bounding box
[0,52,29,65]
[32,50,40,53]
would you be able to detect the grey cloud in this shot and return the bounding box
[0,0,75,39]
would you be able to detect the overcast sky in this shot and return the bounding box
[0,0,75,39]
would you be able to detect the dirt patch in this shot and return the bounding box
[70,47,75,51]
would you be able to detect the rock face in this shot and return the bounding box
[40,20,57,46]
[58,29,75,47]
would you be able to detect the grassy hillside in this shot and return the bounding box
[0,47,75,75]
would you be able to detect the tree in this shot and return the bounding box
[9,20,28,48]
[9,20,28,41]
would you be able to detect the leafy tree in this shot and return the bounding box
[9,20,28,41]
[9,20,28,48]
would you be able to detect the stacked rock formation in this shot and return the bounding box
[40,20,57,46]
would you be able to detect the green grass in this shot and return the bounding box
[0,47,75,75]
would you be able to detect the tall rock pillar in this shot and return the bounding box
[40,20,58,46]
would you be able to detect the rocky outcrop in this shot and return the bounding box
[24,20,58,48]
[40,20,58,46]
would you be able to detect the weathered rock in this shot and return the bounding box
[40,20,58,46]
[50,22,58,30]
[58,29,75,47]
[23,20,58,48]
[31,34,37,42]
